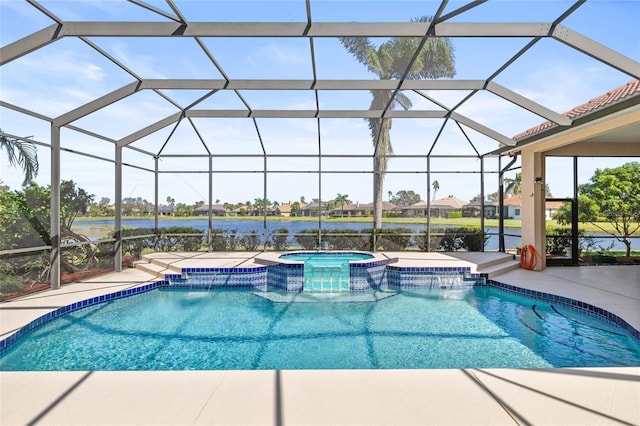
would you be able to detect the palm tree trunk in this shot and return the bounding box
[373,118,392,229]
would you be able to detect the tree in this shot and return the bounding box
[0,180,96,276]
[334,193,350,217]
[504,173,521,196]
[291,201,301,216]
[432,180,440,201]
[390,190,421,207]
[166,196,175,215]
[554,162,640,257]
[340,17,455,228]
[0,130,39,186]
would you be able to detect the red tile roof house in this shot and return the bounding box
[513,79,640,141]
[402,196,469,218]
[502,195,566,220]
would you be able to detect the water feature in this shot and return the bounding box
[279,252,374,293]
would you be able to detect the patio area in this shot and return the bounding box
[1,256,638,425]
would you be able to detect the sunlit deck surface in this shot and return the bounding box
[1,252,638,425]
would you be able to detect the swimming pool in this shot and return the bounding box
[1,285,638,371]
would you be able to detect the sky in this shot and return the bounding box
[1,0,639,207]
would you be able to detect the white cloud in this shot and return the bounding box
[263,41,308,65]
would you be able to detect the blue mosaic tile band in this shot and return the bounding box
[0,282,161,356]
[268,263,304,292]
[488,279,640,344]
[169,271,267,290]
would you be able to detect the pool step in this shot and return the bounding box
[133,260,174,278]
[475,258,521,278]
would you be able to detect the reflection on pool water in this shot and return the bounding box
[1,286,638,371]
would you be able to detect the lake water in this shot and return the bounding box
[73,218,631,251]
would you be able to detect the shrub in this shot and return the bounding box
[545,226,571,255]
[160,226,205,251]
[226,229,239,251]
[210,229,228,251]
[416,228,446,251]
[324,229,368,250]
[0,273,25,296]
[366,228,413,251]
[239,231,261,251]
[114,227,155,258]
[447,211,462,219]
[269,228,289,251]
[458,227,488,251]
[294,229,323,250]
[417,227,486,251]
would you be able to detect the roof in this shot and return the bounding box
[502,195,566,209]
[334,202,398,211]
[503,195,523,206]
[405,197,469,209]
[514,80,640,141]
[192,204,227,212]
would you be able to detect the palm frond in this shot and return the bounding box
[0,131,39,186]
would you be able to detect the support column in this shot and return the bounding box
[426,157,431,251]
[263,155,268,251]
[114,146,122,272]
[480,156,485,251]
[154,157,159,247]
[208,155,213,252]
[520,148,546,270]
[50,125,61,289]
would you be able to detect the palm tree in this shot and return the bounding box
[432,180,440,201]
[334,193,350,217]
[166,196,175,215]
[340,17,455,228]
[0,130,39,186]
[504,173,522,196]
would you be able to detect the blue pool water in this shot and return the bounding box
[280,251,375,292]
[1,287,638,371]
[280,252,374,265]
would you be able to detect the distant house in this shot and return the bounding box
[251,206,278,216]
[503,195,523,219]
[329,202,398,217]
[300,202,327,217]
[157,205,174,216]
[278,203,293,217]
[502,195,566,220]
[544,199,566,220]
[402,196,469,218]
[462,200,498,218]
[192,204,228,216]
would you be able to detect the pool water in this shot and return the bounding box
[280,252,374,264]
[1,287,638,371]
[280,252,375,292]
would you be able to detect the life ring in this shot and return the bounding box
[520,244,545,271]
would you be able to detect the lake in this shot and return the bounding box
[72,218,630,251]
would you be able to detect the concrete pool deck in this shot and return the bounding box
[1,252,639,425]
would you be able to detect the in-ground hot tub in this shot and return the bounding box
[255,251,397,292]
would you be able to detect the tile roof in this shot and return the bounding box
[513,79,640,141]
[406,197,469,209]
